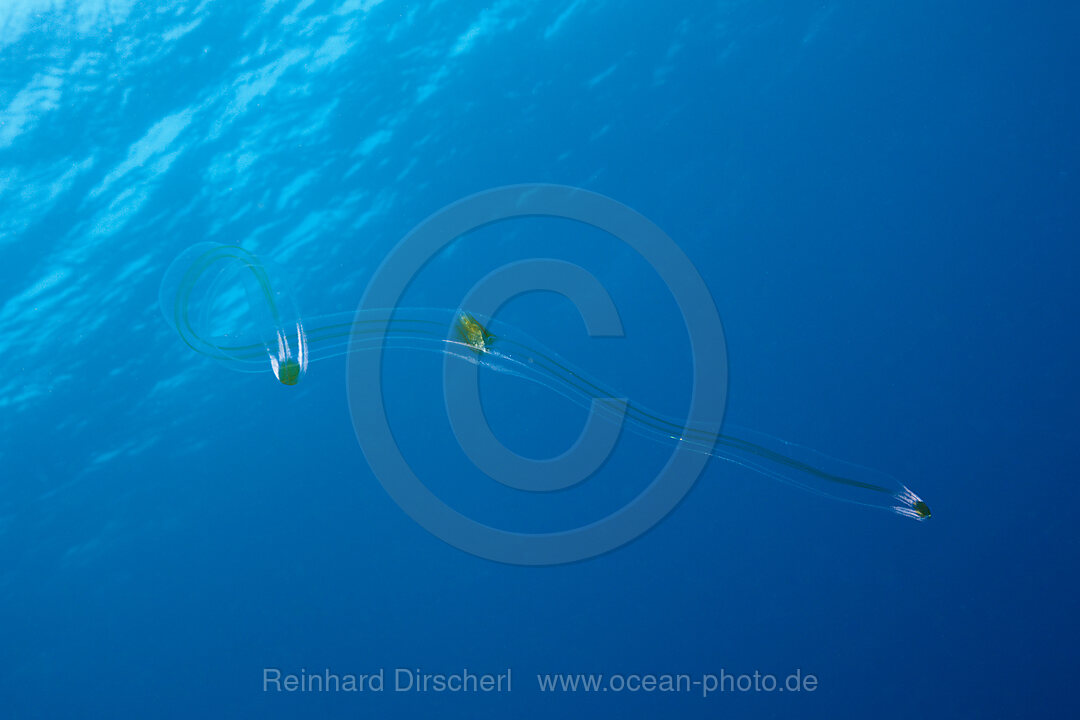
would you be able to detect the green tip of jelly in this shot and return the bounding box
[277,359,302,386]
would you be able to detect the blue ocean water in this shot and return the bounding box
[2,0,1078,717]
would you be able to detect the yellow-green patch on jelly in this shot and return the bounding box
[277,359,302,385]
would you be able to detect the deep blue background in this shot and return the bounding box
[1,1,1077,717]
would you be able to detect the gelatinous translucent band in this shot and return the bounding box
[160,243,931,520]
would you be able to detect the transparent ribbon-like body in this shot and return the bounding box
[160,243,931,521]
